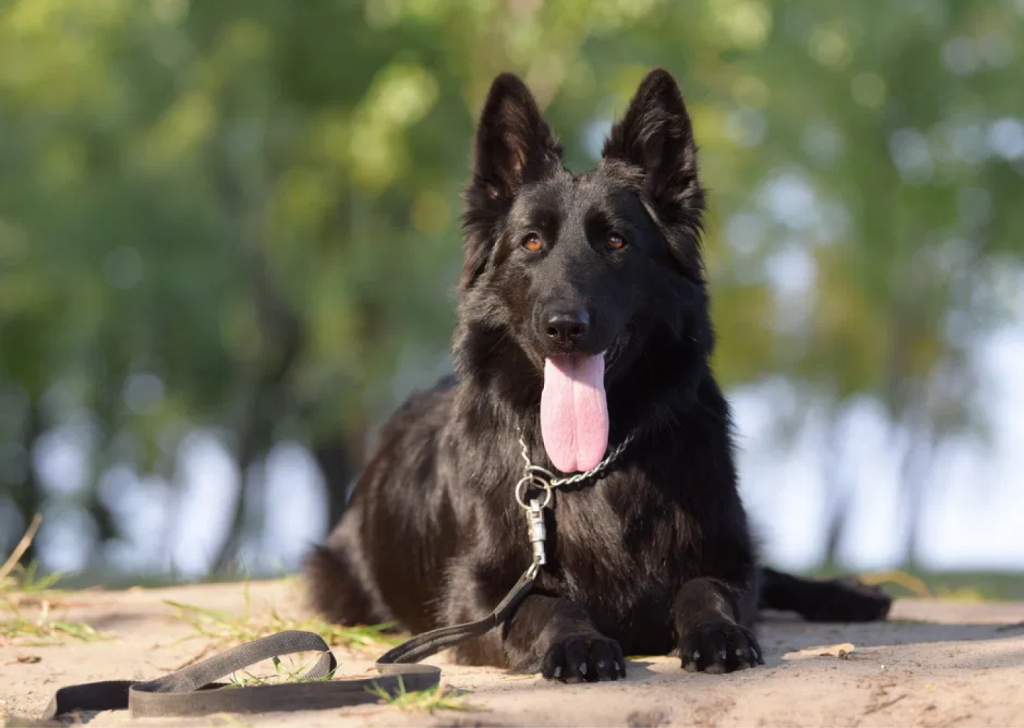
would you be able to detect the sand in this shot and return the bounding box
[2,579,1023,727]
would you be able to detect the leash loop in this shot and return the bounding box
[43,561,545,720]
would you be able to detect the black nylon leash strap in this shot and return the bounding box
[42,568,536,720]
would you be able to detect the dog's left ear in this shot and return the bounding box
[461,73,563,289]
[602,69,705,277]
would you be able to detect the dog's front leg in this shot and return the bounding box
[673,577,764,673]
[444,559,624,682]
[504,592,627,683]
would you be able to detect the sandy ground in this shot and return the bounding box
[2,579,1023,727]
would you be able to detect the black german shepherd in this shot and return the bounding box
[306,69,890,682]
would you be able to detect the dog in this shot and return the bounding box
[305,68,891,682]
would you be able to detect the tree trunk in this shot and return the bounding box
[206,126,305,575]
[10,400,44,565]
[210,356,298,574]
[312,429,362,531]
[899,425,934,571]
[820,412,850,569]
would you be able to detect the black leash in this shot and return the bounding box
[42,567,537,720]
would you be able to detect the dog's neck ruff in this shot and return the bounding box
[514,432,636,575]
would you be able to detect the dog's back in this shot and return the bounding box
[307,380,458,633]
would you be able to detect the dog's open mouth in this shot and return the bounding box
[539,329,631,474]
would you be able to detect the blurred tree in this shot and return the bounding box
[0,0,1021,574]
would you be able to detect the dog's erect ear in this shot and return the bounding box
[602,69,705,278]
[602,69,701,206]
[470,73,562,201]
[461,73,562,289]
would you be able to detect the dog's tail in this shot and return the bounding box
[758,567,892,622]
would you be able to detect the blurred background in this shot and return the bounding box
[1,0,1022,592]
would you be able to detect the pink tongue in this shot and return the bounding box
[540,354,609,473]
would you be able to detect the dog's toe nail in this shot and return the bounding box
[553,666,562,679]
[692,650,700,661]
[579,663,587,676]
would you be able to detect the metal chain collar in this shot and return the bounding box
[514,432,636,510]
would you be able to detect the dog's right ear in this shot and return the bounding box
[461,73,562,289]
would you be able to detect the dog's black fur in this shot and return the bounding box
[305,69,891,682]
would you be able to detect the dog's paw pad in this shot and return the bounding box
[541,633,626,683]
[679,621,762,674]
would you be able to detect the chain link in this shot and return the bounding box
[517,432,635,490]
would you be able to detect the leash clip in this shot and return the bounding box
[526,498,547,568]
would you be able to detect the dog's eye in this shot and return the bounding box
[522,234,544,252]
[606,233,627,251]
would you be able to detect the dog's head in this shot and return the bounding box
[455,69,714,473]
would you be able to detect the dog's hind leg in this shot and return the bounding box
[758,567,892,622]
[304,510,393,627]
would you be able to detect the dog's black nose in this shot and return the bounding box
[545,309,590,347]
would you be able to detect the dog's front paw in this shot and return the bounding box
[541,633,626,683]
[679,621,763,674]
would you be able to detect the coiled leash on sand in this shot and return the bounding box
[43,567,537,720]
[43,437,633,720]
[43,570,537,719]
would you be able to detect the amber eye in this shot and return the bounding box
[523,234,543,252]
[607,233,627,251]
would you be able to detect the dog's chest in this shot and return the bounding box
[549,483,693,598]
[543,486,689,651]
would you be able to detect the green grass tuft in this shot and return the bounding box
[164,582,403,651]
[1,515,106,645]
[368,677,476,713]
[221,655,335,689]
[2,563,105,645]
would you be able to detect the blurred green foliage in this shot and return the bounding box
[1,0,1022,573]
